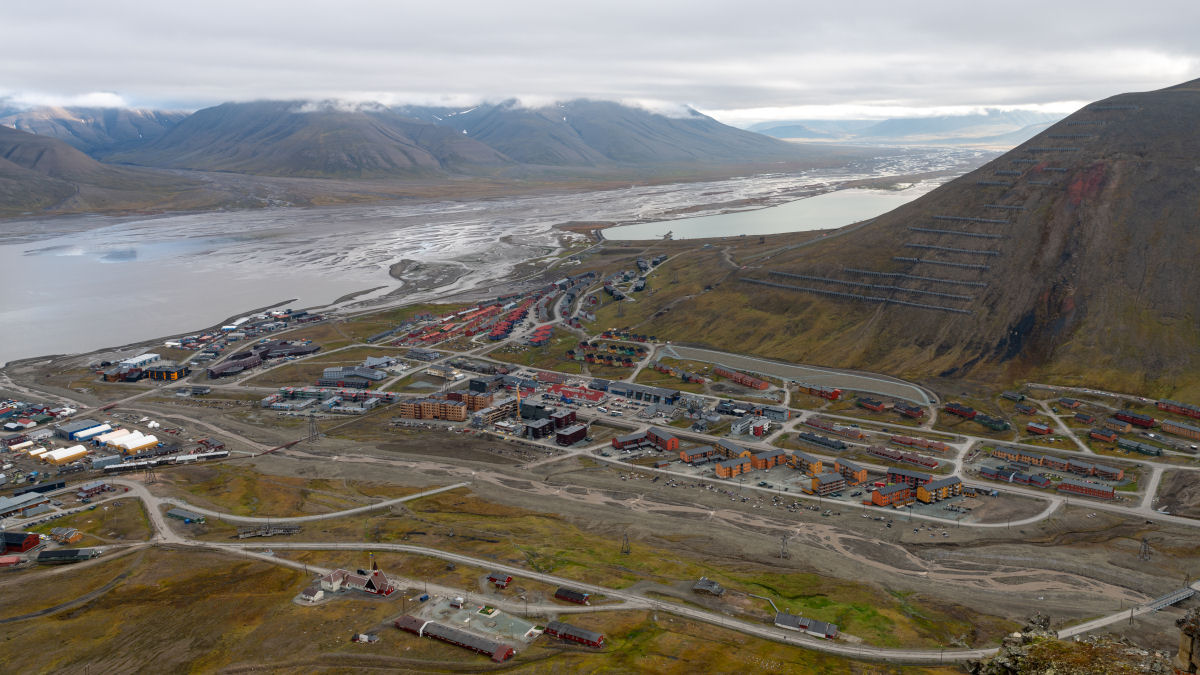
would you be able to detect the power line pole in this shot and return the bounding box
[307,413,319,443]
[1139,536,1151,561]
[620,531,631,555]
[779,534,790,560]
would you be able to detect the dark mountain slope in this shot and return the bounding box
[646,78,1200,394]
[0,125,209,217]
[106,101,512,178]
[0,106,187,155]
[402,100,817,166]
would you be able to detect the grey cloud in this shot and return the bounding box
[2,1,1198,120]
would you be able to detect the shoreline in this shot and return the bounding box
[2,160,978,370]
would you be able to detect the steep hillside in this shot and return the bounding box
[0,106,187,155]
[106,101,512,178]
[624,78,1200,394]
[400,100,817,166]
[0,125,209,217]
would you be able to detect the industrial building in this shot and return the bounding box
[555,587,591,605]
[606,382,679,404]
[167,508,206,523]
[318,366,386,387]
[56,419,103,440]
[394,616,515,662]
[545,621,605,648]
[2,531,40,553]
[774,612,838,639]
[36,548,100,564]
[43,445,89,465]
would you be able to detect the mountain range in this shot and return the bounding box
[0,99,877,215]
[750,110,1067,146]
[654,78,1200,394]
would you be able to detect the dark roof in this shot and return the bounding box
[877,483,911,496]
[2,531,37,545]
[924,476,962,490]
[394,615,428,634]
[555,587,590,602]
[716,457,751,469]
[754,449,786,460]
[836,459,864,472]
[422,621,510,656]
[546,621,603,644]
[36,548,97,562]
[888,467,932,481]
[814,471,844,485]
[715,438,745,453]
[647,426,677,441]
[1059,476,1113,491]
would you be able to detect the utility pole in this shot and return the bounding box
[620,531,631,555]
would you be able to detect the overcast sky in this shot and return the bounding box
[3,1,1198,125]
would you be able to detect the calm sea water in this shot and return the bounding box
[0,147,985,365]
[601,184,938,240]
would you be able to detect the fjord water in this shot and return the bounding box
[0,147,984,365]
[601,183,938,240]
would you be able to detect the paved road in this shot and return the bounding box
[16,475,1176,664]
[662,345,936,405]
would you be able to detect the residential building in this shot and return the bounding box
[715,457,752,479]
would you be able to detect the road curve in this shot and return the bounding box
[157,482,471,524]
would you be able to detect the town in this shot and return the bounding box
[3,235,1200,672]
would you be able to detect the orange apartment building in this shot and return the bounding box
[789,451,823,476]
[871,483,914,507]
[397,397,468,422]
[751,449,787,470]
[833,459,868,485]
[916,476,963,504]
[715,457,752,479]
